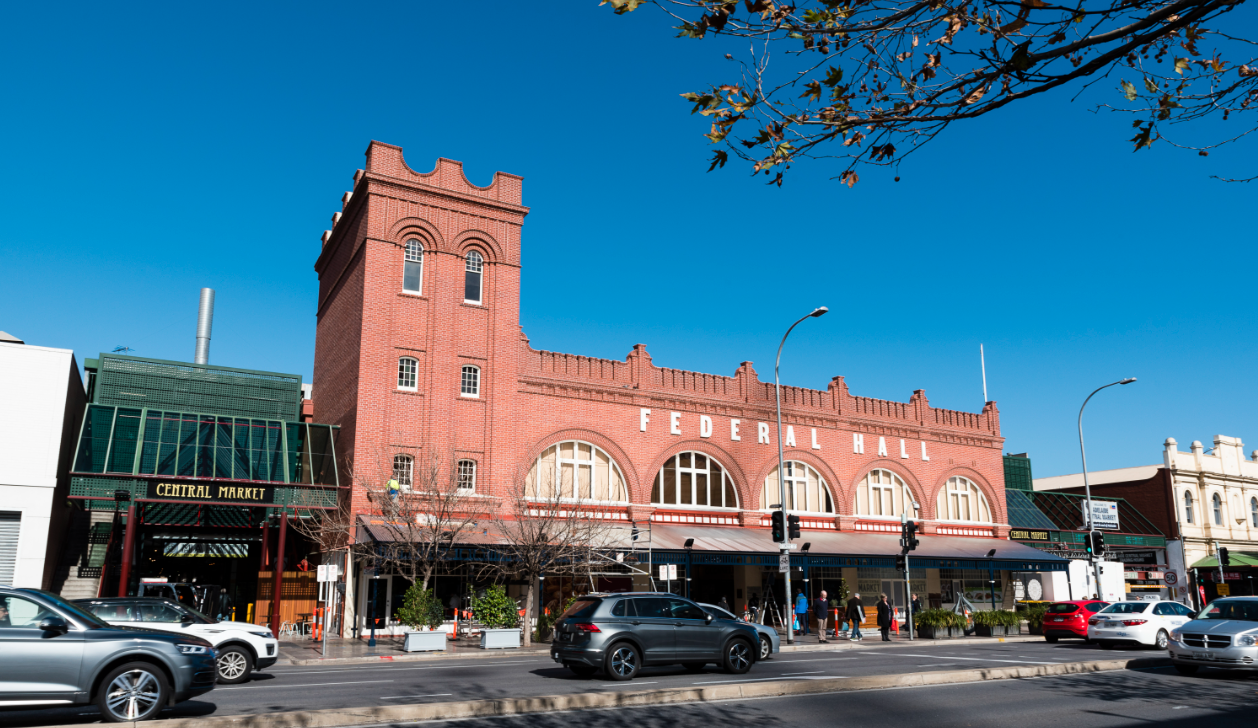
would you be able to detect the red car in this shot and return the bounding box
[1042,600,1109,642]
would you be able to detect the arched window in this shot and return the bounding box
[456,459,476,493]
[653,452,739,508]
[464,251,484,304]
[1213,493,1223,525]
[762,461,833,513]
[854,468,912,518]
[398,357,417,391]
[1251,497,1257,528]
[403,239,423,293]
[936,476,992,522]
[1183,491,1194,524]
[460,365,480,397]
[527,441,628,503]
[393,454,413,490]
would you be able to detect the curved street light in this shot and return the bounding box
[1078,377,1137,599]
[775,306,828,645]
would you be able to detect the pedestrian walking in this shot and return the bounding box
[911,594,922,615]
[717,595,730,613]
[813,590,830,642]
[795,589,810,635]
[846,593,865,641]
[877,593,893,641]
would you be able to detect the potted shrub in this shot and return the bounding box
[472,584,521,649]
[973,609,1020,637]
[396,584,446,652]
[915,609,957,640]
[1025,605,1047,635]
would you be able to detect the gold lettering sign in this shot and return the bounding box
[1011,529,1050,541]
[151,482,270,504]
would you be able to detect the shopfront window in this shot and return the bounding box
[529,441,628,503]
[761,461,833,513]
[653,451,739,508]
[854,468,912,518]
[936,476,992,522]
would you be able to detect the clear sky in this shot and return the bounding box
[1,2,1254,478]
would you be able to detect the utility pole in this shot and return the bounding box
[1078,378,1136,599]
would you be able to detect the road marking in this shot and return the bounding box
[217,680,390,691]
[781,671,824,675]
[380,694,454,700]
[600,681,658,687]
[879,653,1059,665]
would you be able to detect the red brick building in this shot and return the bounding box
[313,141,1063,634]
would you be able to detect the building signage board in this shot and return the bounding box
[145,480,276,506]
[1010,529,1052,542]
[1112,550,1160,565]
[1082,500,1120,530]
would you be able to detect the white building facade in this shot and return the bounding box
[0,340,87,588]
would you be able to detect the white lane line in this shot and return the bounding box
[600,681,659,687]
[918,664,958,667]
[878,653,1059,665]
[780,671,824,675]
[692,675,845,685]
[379,694,454,700]
[217,680,390,691]
[268,660,544,676]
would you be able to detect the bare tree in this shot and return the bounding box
[602,0,1257,185]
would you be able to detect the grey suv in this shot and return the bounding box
[1169,596,1258,675]
[0,586,218,722]
[550,592,760,680]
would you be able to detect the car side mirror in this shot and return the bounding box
[181,613,195,624]
[39,616,69,634]
[705,613,713,624]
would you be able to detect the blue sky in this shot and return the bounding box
[1,2,1254,478]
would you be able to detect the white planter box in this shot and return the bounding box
[403,629,447,652]
[480,628,521,649]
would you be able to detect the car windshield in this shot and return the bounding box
[560,598,601,621]
[1195,600,1258,622]
[171,602,216,624]
[1100,603,1149,614]
[25,589,109,628]
[1047,604,1079,613]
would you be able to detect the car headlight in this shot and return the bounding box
[1238,635,1257,647]
[178,644,209,655]
[248,630,275,639]
[1169,629,1182,642]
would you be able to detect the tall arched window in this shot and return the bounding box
[854,469,913,517]
[460,365,480,397]
[393,454,413,490]
[528,441,628,503]
[653,452,739,508]
[464,251,484,304]
[762,461,833,513]
[398,357,418,391]
[456,459,476,493]
[1183,491,1194,524]
[403,239,424,293]
[1213,493,1223,525]
[1251,497,1257,528]
[936,476,992,522]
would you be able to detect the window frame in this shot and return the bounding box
[460,365,480,398]
[854,468,910,518]
[1183,490,1194,524]
[397,357,418,392]
[456,459,476,493]
[464,251,484,305]
[762,461,835,514]
[529,440,629,504]
[1251,496,1257,528]
[1213,492,1223,526]
[393,454,414,490]
[652,450,740,510]
[936,476,993,524]
[403,238,424,294]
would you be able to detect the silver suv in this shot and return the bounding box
[0,586,218,721]
[550,592,760,680]
[1169,596,1258,675]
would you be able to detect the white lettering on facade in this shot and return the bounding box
[900,439,909,459]
[811,428,821,450]
[758,422,770,444]
[731,419,741,441]
[921,441,930,461]
[700,415,713,438]
[785,426,796,448]
[878,437,888,457]
[853,433,864,454]
[640,408,651,432]
[670,412,682,435]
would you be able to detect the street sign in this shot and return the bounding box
[1217,584,1231,596]
[1164,571,1178,585]
[658,564,677,580]
[779,553,790,573]
[317,564,339,582]
[1082,500,1120,530]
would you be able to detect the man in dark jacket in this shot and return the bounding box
[845,593,864,641]
[813,591,830,642]
[876,593,893,641]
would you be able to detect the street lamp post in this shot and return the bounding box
[775,306,828,645]
[1078,377,1137,600]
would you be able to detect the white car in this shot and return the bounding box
[76,596,279,683]
[1087,599,1196,650]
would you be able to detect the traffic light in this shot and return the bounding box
[1220,547,1231,567]
[900,520,920,553]
[787,514,801,540]
[771,511,785,542]
[895,554,907,571]
[631,521,639,541]
[1086,530,1105,557]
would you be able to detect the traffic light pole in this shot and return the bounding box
[1214,540,1225,591]
[1078,379,1135,600]
[901,514,913,641]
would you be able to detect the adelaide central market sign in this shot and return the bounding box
[1082,500,1120,530]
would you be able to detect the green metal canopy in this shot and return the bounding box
[1192,552,1258,568]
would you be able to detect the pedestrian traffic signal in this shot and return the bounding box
[787,514,801,540]
[1220,547,1231,567]
[895,554,907,571]
[771,511,785,542]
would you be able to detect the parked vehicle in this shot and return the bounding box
[550,592,760,680]
[1041,600,1109,642]
[1087,600,1195,649]
[1168,597,1258,676]
[698,602,779,660]
[0,586,217,722]
[75,597,278,684]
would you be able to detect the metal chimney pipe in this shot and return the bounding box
[194,288,215,364]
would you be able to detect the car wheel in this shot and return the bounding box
[604,642,640,681]
[759,636,772,660]
[683,662,707,672]
[567,663,597,678]
[216,646,253,684]
[723,639,753,674]
[1045,636,1058,643]
[96,662,169,722]
[1173,663,1198,676]
[1154,630,1169,650]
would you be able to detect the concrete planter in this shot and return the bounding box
[975,624,1022,637]
[916,625,956,640]
[403,629,447,652]
[480,628,522,649]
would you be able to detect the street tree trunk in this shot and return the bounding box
[521,573,536,647]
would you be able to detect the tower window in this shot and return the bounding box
[464,251,483,304]
[403,239,423,294]
[393,455,413,490]
[398,357,417,391]
[460,365,480,398]
[457,459,476,493]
